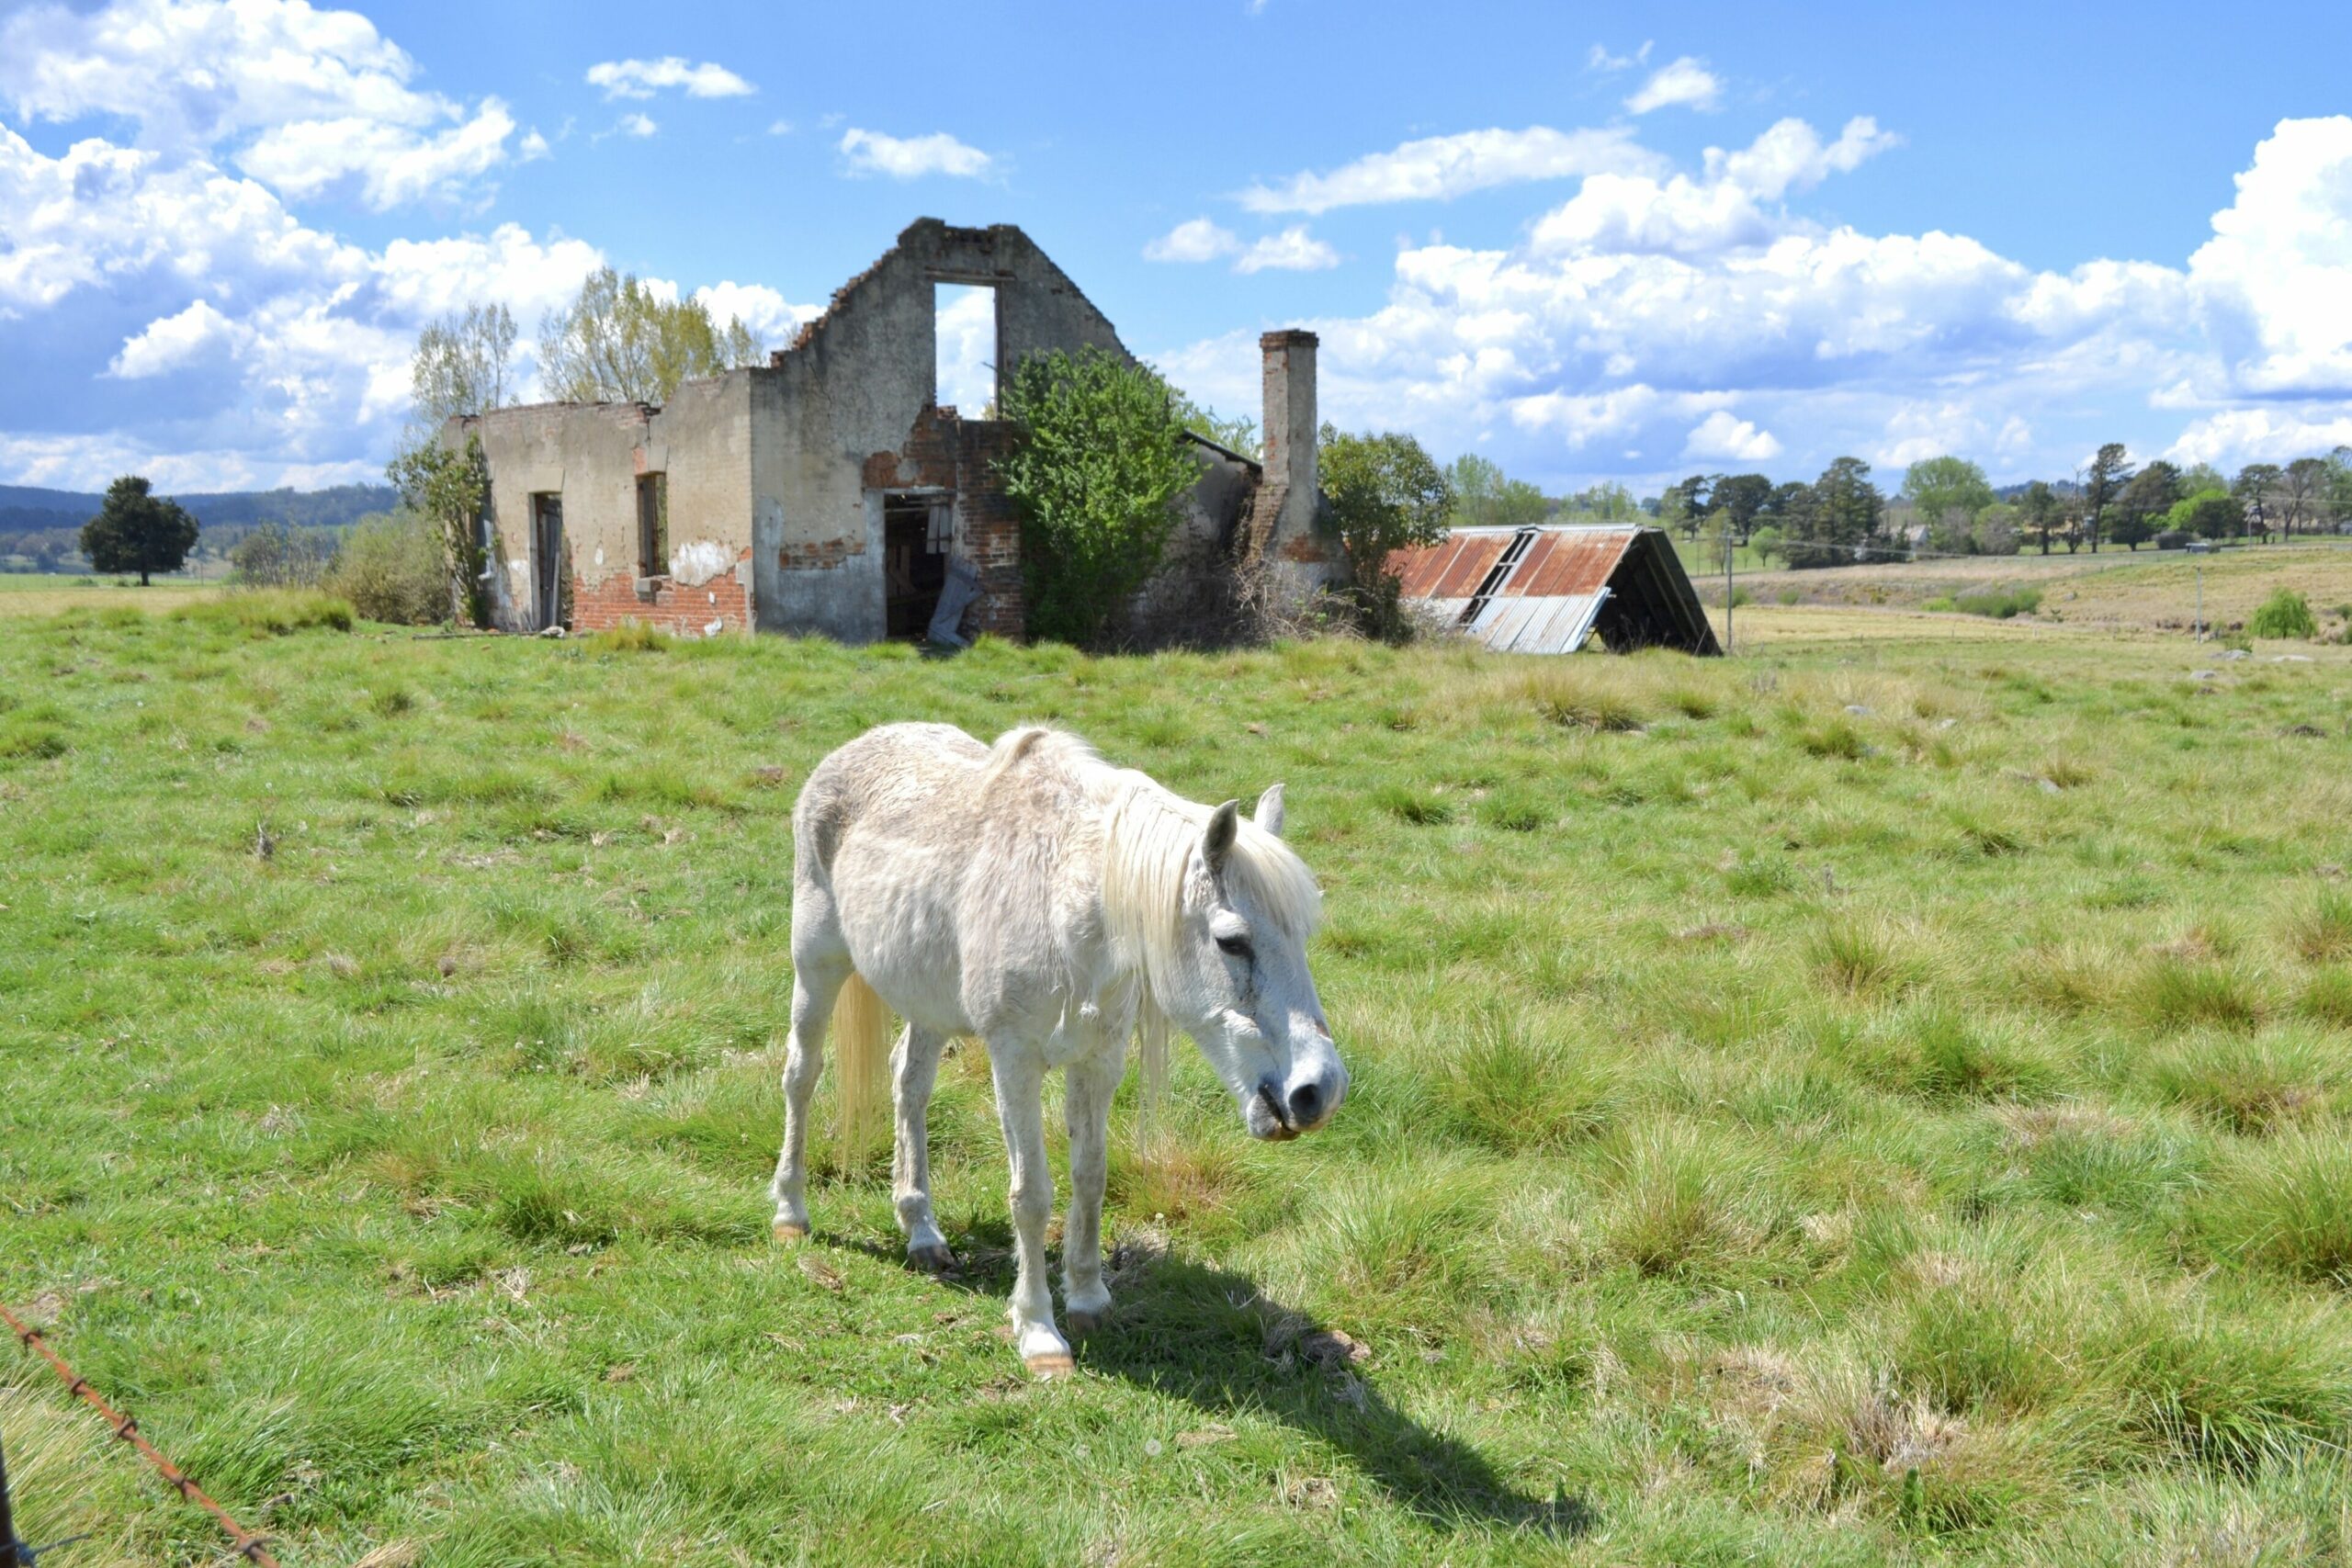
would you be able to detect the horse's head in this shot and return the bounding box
[1166,785,1347,1142]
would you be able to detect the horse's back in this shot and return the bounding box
[794,722,989,874]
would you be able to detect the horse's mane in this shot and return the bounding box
[1098,766,1323,995]
[980,726,1323,999]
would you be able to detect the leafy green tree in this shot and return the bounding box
[1563,480,1640,521]
[2328,446,2352,528]
[2084,443,2132,553]
[2111,459,2179,550]
[2233,462,2282,541]
[2281,457,2330,538]
[995,347,1196,647]
[1747,524,1785,567]
[1660,474,1715,540]
[2171,490,2244,540]
[1445,454,1546,529]
[2178,462,2229,497]
[1787,457,1883,568]
[1319,423,1453,589]
[1711,473,1773,541]
[538,267,763,405]
[2019,479,2063,555]
[81,476,198,585]
[1901,456,1996,553]
[1760,480,1814,531]
[413,304,518,426]
[1972,502,2020,556]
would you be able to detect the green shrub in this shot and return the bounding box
[325,511,447,625]
[2247,589,2316,640]
[1952,588,2042,620]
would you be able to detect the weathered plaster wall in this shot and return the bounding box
[464,400,648,633]
[461,374,756,637]
[751,219,1131,643]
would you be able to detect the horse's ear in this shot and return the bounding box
[1253,783,1286,839]
[1204,799,1241,868]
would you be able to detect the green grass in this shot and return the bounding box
[5,598,2352,1562]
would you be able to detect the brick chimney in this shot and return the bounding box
[1259,330,1318,541]
[1244,330,1339,597]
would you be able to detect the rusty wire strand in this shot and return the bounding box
[0,1300,280,1568]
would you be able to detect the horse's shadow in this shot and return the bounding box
[835,1227,1592,1538]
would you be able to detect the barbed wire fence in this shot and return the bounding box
[2,1299,279,1568]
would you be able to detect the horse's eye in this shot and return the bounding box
[1216,932,1252,960]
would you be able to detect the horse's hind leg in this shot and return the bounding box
[771,956,850,1240]
[892,1022,953,1270]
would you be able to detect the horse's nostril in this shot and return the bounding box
[1287,1081,1322,1127]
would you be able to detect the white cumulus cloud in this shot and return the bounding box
[585,57,755,100]
[1236,227,1340,274]
[108,298,252,378]
[1145,218,1240,264]
[837,128,996,181]
[692,282,820,344]
[1625,56,1722,115]
[1239,126,1665,214]
[0,0,519,209]
[1683,409,1781,461]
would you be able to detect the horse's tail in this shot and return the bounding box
[833,973,891,1167]
[1136,995,1170,1152]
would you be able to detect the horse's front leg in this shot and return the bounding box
[892,1022,953,1270]
[987,1043,1069,1375]
[1061,1039,1125,1337]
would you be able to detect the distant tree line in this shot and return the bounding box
[1419,442,2352,570]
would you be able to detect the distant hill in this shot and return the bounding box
[0,482,398,532]
[0,481,399,567]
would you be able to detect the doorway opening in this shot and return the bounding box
[529,492,564,629]
[883,492,951,640]
[933,283,998,415]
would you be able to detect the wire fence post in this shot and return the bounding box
[2195,560,2204,642]
[1724,529,1735,655]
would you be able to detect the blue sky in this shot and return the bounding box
[2,0,2348,494]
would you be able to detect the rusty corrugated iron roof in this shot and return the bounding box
[1386,525,1720,656]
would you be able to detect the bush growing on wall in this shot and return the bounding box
[996,347,1196,647]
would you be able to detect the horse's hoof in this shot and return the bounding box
[908,1244,956,1273]
[773,1221,809,1243]
[1065,1309,1102,1337]
[1024,1351,1076,1379]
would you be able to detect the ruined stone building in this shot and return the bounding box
[451,220,1340,644]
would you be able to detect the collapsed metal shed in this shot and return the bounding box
[1388,525,1722,655]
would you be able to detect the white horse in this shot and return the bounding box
[770,722,1347,1375]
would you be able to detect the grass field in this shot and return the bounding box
[0,574,224,618]
[6,592,2352,1565]
[1685,539,2352,640]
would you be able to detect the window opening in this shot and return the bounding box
[637,472,669,579]
[933,283,999,415]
